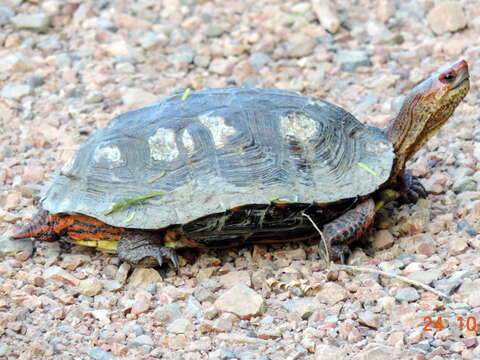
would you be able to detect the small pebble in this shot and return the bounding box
[336,49,372,71]
[395,287,420,302]
[427,2,467,35]
[87,347,114,360]
[1,84,32,100]
[78,278,103,297]
[12,13,50,32]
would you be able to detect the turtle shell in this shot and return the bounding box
[41,88,395,229]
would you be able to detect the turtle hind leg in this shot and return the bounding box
[321,198,376,263]
[118,230,179,267]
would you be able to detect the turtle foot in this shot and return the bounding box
[328,244,351,264]
[118,230,179,267]
[399,171,427,203]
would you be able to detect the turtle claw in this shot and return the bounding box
[330,244,351,264]
[153,247,179,268]
[399,171,427,204]
[163,247,180,268]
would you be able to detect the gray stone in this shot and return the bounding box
[78,278,103,297]
[220,348,236,359]
[355,95,379,115]
[130,334,154,347]
[0,53,32,72]
[358,310,380,329]
[186,296,203,319]
[152,303,182,323]
[214,284,265,319]
[372,230,395,250]
[8,0,24,5]
[87,347,114,360]
[282,298,322,319]
[167,318,192,334]
[138,31,161,49]
[145,283,157,295]
[44,265,80,286]
[413,340,431,352]
[427,2,467,35]
[12,12,50,32]
[407,269,443,285]
[193,55,211,68]
[86,92,104,104]
[1,84,32,100]
[37,34,60,51]
[121,88,157,109]
[284,34,316,58]
[0,344,10,357]
[395,287,419,302]
[351,345,400,360]
[168,44,194,67]
[115,62,135,74]
[55,53,72,67]
[457,220,478,236]
[434,278,463,295]
[453,177,477,193]
[194,287,216,302]
[218,270,251,288]
[205,25,225,38]
[0,6,15,26]
[209,58,233,75]
[102,280,122,292]
[0,236,33,258]
[311,0,340,34]
[241,77,258,88]
[316,282,348,305]
[125,323,144,335]
[200,279,222,291]
[249,52,271,70]
[315,344,346,359]
[336,49,371,72]
[28,74,45,88]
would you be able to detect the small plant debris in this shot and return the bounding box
[104,191,166,215]
[181,88,191,101]
[357,162,378,176]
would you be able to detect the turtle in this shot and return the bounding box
[12,60,470,267]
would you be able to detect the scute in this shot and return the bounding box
[41,88,395,229]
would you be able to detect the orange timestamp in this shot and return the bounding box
[423,316,479,332]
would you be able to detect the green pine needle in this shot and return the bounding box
[181,88,191,101]
[357,162,378,176]
[123,211,136,224]
[104,191,166,215]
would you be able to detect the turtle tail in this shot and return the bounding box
[11,209,62,242]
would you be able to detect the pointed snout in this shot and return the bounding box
[452,59,469,84]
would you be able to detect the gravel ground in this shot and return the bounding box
[1,0,480,359]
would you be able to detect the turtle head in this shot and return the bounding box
[387,60,469,176]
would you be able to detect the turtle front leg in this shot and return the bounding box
[321,198,376,263]
[118,230,179,267]
[398,170,427,203]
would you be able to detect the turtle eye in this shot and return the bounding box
[440,70,457,83]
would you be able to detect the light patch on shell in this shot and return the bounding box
[280,113,318,142]
[198,114,236,148]
[307,98,328,108]
[148,128,179,162]
[366,140,391,154]
[93,146,124,168]
[182,129,195,156]
[60,155,76,175]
